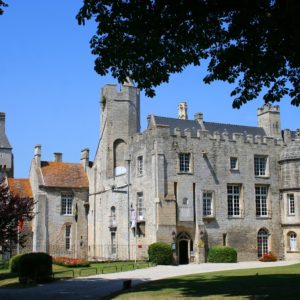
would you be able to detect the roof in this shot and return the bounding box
[7,178,33,198]
[153,116,266,137]
[40,161,89,189]
[0,131,12,149]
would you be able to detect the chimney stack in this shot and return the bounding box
[178,102,188,120]
[0,112,5,133]
[53,152,62,162]
[34,144,42,166]
[81,148,90,171]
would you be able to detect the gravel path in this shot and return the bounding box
[0,260,297,300]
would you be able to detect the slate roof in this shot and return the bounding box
[40,161,89,189]
[7,178,33,198]
[0,131,12,149]
[153,116,266,137]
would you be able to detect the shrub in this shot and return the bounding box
[148,242,173,265]
[53,257,90,267]
[259,252,277,262]
[18,252,52,283]
[9,254,23,273]
[208,246,237,263]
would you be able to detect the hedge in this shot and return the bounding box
[148,242,173,265]
[208,246,237,263]
[9,254,23,273]
[18,252,52,283]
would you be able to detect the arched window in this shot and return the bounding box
[257,228,269,257]
[289,232,297,251]
[113,139,127,175]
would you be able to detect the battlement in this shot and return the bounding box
[257,103,280,115]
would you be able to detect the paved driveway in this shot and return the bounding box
[0,260,296,300]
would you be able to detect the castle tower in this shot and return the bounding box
[0,112,14,178]
[257,104,281,139]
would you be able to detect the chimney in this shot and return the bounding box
[34,144,41,166]
[178,102,188,120]
[194,112,205,130]
[53,152,62,162]
[81,148,90,171]
[0,112,5,133]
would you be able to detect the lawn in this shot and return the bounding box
[111,263,300,300]
[0,261,152,288]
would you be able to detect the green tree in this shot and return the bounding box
[77,0,300,108]
[0,1,7,15]
[0,178,34,254]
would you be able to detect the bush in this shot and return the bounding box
[259,252,277,262]
[9,254,23,273]
[18,252,52,283]
[208,246,237,263]
[53,257,90,267]
[148,242,173,265]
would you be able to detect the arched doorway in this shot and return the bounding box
[177,232,192,264]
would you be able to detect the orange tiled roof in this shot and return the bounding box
[7,178,33,198]
[40,161,88,189]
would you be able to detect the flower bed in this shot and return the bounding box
[52,257,90,268]
[259,252,277,262]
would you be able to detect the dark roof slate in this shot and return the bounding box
[153,116,266,137]
[0,131,12,149]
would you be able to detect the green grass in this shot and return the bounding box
[111,264,300,300]
[0,261,152,288]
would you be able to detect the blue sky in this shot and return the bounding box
[0,1,299,178]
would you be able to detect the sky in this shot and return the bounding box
[0,1,299,178]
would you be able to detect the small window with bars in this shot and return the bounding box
[111,232,117,254]
[230,157,238,170]
[61,193,73,215]
[288,194,295,215]
[137,156,143,176]
[179,153,190,173]
[65,225,71,251]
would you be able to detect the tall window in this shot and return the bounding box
[230,157,238,170]
[227,185,241,216]
[65,225,71,251]
[288,194,295,215]
[137,156,143,176]
[203,192,213,216]
[179,153,190,172]
[111,232,117,254]
[289,232,297,251]
[257,228,269,257]
[254,156,268,176]
[256,186,268,217]
[137,192,144,221]
[110,206,116,227]
[61,193,73,215]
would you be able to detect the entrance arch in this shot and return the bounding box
[177,232,192,264]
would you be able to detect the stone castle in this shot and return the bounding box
[1,82,300,263]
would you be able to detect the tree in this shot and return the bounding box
[0,1,7,15]
[0,178,34,254]
[77,0,300,108]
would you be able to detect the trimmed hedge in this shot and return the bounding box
[10,254,23,273]
[18,252,52,283]
[148,242,173,265]
[208,246,237,263]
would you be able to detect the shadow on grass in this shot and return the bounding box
[113,273,300,299]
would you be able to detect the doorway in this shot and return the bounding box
[177,232,192,264]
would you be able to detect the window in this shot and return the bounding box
[137,156,143,176]
[203,192,213,216]
[179,153,190,173]
[227,185,241,217]
[111,232,117,254]
[254,156,268,176]
[137,192,144,221]
[182,197,188,205]
[230,157,238,170]
[110,206,116,227]
[289,232,297,251]
[65,225,71,251]
[288,194,295,215]
[61,193,73,215]
[257,228,269,257]
[255,186,268,217]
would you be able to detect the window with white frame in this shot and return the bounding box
[65,224,71,251]
[230,157,238,170]
[288,194,295,215]
[61,193,73,215]
[179,153,190,173]
[255,186,268,217]
[254,156,268,176]
[111,232,117,254]
[257,228,269,257]
[289,232,297,251]
[227,185,241,217]
[203,192,213,216]
[137,192,144,221]
[137,156,143,176]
